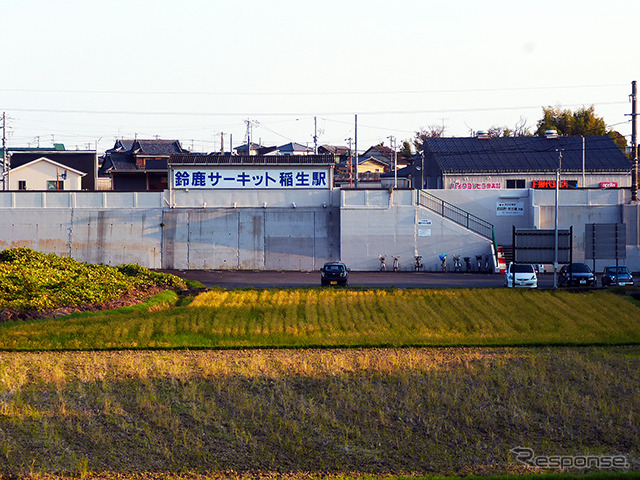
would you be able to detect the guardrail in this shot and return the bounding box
[417,190,496,243]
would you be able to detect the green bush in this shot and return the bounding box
[0,248,185,311]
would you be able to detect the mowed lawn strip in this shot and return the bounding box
[0,347,637,477]
[0,288,639,351]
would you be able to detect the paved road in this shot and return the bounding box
[160,269,559,289]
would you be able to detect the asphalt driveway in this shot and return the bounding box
[160,269,558,289]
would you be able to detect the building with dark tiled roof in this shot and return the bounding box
[100,139,187,190]
[412,134,632,190]
[318,145,350,157]
[361,145,394,165]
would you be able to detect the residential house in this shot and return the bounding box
[4,157,86,190]
[234,142,268,156]
[360,145,394,167]
[99,139,188,191]
[361,144,411,169]
[334,156,390,187]
[7,146,97,190]
[276,142,314,156]
[318,145,350,158]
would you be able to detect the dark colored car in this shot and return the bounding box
[320,262,349,286]
[601,266,634,287]
[558,263,597,287]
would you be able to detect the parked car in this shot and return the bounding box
[601,266,634,287]
[558,263,597,287]
[320,262,349,286]
[504,263,538,288]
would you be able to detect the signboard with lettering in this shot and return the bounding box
[531,180,578,189]
[600,182,618,189]
[450,181,501,190]
[496,201,524,216]
[172,167,330,190]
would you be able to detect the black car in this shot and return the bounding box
[558,263,597,287]
[320,262,349,286]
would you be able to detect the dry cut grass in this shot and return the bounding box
[0,347,638,478]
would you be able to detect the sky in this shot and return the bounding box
[0,0,638,155]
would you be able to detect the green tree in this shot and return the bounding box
[536,105,626,150]
[399,140,413,159]
[607,130,628,151]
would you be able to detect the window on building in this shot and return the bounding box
[47,180,64,190]
[18,180,27,190]
[506,179,525,189]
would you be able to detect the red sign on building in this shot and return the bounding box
[600,182,618,188]
[531,180,578,189]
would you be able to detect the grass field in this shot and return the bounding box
[0,288,639,351]
[1,283,639,478]
[0,347,638,478]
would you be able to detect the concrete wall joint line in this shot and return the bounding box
[186,212,190,267]
[67,208,74,257]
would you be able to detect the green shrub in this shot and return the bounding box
[0,248,185,311]
[117,263,185,288]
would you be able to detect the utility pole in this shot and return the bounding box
[554,149,563,290]
[631,81,638,202]
[388,135,397,189]
[220,132,224,154]
[2,112,6,191]
[313,117,318,155]
[345,137,353,188]
[244,119,259,155]
[581,135,585,187]
[245,119,252,155]
[354,114,358,188]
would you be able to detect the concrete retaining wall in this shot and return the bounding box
[0,191,340,271]
[427,188,639,271]
[0,208,163,267]
[161,207,339,270]
[340,189,493,272]
[0,188,637,272]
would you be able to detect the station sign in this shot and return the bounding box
[172,167,330,190]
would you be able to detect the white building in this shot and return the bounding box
[3,157,86,191]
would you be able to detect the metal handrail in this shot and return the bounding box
[417,190,495,241]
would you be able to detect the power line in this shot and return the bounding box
[0,83,628,97]
[0,101,628,118]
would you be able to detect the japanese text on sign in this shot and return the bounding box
[450,181,501,190]
[531,180,578,189]
[172,167,330,189]
[496,201,524,216]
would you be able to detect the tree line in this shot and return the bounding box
[400,106,628,158]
